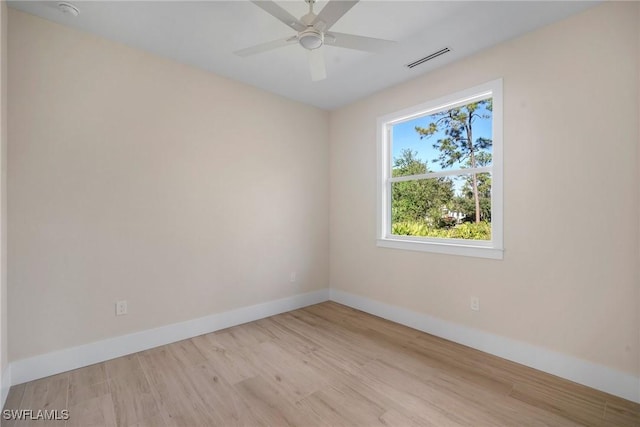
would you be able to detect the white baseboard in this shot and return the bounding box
[8,287,640,404]
[10,289,329,386]
[1,364,10,408]
[329,289,640,403]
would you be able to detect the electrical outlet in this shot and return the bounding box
[116,300,128,316]
[470,296,480,311]
[289,272,297,283]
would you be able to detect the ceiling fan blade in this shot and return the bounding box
[307,47,327,81]
[312,0,359,31]
[251,0,306,32]
[234,36,297,57]
[325,32,395,52]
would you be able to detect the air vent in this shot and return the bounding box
[406,48,451,69]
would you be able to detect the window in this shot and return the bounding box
[377,79,503,259]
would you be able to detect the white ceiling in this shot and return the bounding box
[8,0,598,110]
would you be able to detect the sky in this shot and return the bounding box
[391,102,493,173]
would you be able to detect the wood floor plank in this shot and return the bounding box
[191,334,259,385]
[17,373,68,427]
[155,390,222,427]
[356,358,499,426]
[270,312,375,365]
[68,363,107,388]
[305,383,388,426]
[509,381,606,426]
[67,361,110,409]
[184,361,262,426]
[234,375,324,427]
[2,384,26,427]
[166,339,208,368]
[66,394,116,427]
[108,370,158,426]
[603,398,640,426]
[239,339,329,404]
[305,302,422,343]
[253,317,320,355]
[19,373,69,408]
[68,380,110,408]
[4,302,637,427]
[137,345,223,427]
[334,370,470,427]
[127,413,168,427]
[427,371,582,427]
[3,383,26,408]
[104,355,143,380]
[378,408,432,427]
[210,322,276,351]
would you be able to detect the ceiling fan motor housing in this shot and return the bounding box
[299,28,324,50]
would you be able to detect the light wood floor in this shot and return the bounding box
[3,302,639,426]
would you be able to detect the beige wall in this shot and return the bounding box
[0,0,7,377]
[330,1,640,375]
[8,10,329,361]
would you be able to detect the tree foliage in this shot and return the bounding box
[391,149,453,224]
[414,99,493,223]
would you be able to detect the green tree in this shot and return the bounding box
[391,149,453,224]
[415,100,492,223]
[453,172,491,222]
[453,152,492,222]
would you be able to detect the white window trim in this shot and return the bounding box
[376,79,503,260]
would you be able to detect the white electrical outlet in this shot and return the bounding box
[116,300,128,316]
[470,296,480,311]
[289,272,297,283]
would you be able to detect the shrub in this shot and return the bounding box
[392,221,491,240]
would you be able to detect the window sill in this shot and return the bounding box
[377,237,503,260]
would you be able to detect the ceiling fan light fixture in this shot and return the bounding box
[299,29,323,50]
[57,2,79,17]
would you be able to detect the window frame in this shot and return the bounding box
[376,79,504,259]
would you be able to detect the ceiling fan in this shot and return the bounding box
[235,0,395,81]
